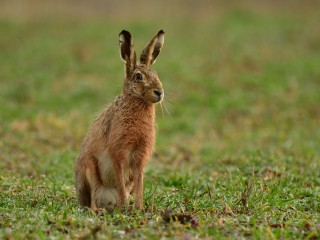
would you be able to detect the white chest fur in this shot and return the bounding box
[97,150,132,189]
[97,150,115,187]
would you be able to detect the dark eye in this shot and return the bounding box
[136,73,143,81]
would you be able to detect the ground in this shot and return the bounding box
[0,0,319,239]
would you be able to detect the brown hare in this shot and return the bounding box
[74,30,165,212]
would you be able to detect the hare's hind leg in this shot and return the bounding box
[85,158,104,211]
[95,187,118,212]
[75,172,90,208]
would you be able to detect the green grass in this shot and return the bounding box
[1,1,320,239]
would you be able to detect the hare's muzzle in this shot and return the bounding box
[153,89,164,103]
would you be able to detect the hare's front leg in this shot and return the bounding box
[133,168,144,209]
[132,159,146,210]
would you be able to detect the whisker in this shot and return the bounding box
[164,100,173,109]
[164,95,178,103]
[163,100,174,116]
[163,100,173,113]
[166,101,173,114]
[164,90,180,100]
[165,92,179,98]
[159,102,165,118]
[163,102,171,116]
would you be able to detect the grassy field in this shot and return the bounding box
[1,1,320,239]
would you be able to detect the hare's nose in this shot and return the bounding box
[154,90,163,97]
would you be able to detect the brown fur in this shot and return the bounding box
[75,30,165,211]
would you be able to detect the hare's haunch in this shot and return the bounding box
[75,30,165,211]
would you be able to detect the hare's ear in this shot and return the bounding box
[119,30,136,76]
[140,30,165,67]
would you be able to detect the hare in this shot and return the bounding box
[74,30,165,212]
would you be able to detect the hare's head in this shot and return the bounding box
[119,30,165,103]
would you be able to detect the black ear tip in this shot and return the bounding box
[119,30,132,43]
[158,30,165,35]
[119,30,131,37]
[119,30,128,34]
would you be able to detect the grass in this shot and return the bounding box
[0,1,320,239]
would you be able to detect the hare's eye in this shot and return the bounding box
[136,73,143,81]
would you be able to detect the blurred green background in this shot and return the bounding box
[1,0,319,174]
[0,0,319,238]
